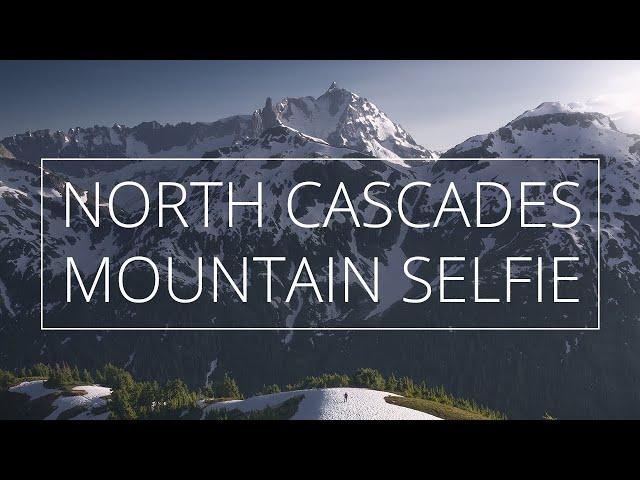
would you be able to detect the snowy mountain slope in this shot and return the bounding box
[44,384,111,420]
[201,125,366,159]
[275,83,435,161]
[0,155,134,324]
[9,379,58,399]
[202,388,440,420]
[443,102,640,287]
[113,156,601,328]
[8,380,111,420]
[0,157,66,323]
[444,102,640,160]
[40,124,357,216]
[40,158,421,332]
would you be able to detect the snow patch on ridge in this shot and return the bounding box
[204,387,441,420]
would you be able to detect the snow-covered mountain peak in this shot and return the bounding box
[445,101,636,160]
[516,101,586,120]
[275,84,434,160]
[318,81,359,101]
[326,81,340,92]
[510,101,618,132]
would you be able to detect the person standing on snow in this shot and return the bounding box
[344,392,348,403]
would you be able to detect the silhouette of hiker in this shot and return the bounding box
[344,392,348,403]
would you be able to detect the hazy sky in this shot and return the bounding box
[1,60,639,150]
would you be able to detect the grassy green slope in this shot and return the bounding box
[385,396,499,420]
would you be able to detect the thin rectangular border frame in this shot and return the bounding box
[40,157,601,331]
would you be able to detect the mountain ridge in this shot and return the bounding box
[1,84,434,165]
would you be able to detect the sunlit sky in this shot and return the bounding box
[1,60,639,150]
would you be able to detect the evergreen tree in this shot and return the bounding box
[217,373,242,399]
[397,376,416,396]
[387,373,399,392]
[286,373,350,390]
[162,379,196,412]
[81,369,94,384]
[94,368,105,385]
[100,364,134,390]
[48,363,75,387]
[110,389,137,420]
[203,385,215,398]
[0,369,16,391]
[418,380,429,398]
[138,381,161,416]
[30,363,51,378]
[259,384,281,395]
[353,368,386,390]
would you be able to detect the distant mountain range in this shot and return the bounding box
[1,87,639,418]
[1,83,433,169]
